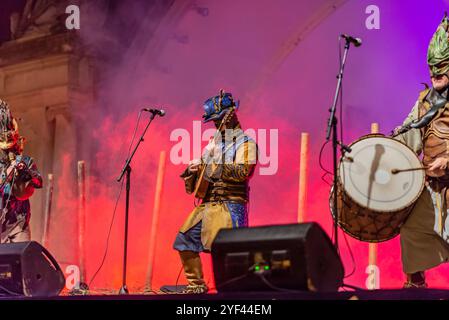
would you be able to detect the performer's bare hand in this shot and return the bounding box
[204,138,217,155]
[188,159,201,172]
[427,157,449,177]
[393,126,401,136]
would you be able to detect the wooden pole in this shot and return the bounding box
[298,133,309,223]
[77,161,87,287]
[145,151,167,292]
[370,123,379,136]
[42,173,54,248]
[367,123,379,289]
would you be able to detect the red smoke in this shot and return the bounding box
[43,0,449,293]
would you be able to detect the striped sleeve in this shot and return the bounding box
[221,139,258,182]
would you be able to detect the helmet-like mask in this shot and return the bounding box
[202,90,239,123]
[0,99,22,151]
[428,14,449,77]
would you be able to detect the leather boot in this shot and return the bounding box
[179,250,208,294]
[403,271,427,288]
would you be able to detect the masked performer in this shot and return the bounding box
[173,90,258,294]
[0,99,42,243]
[395,15,449,288]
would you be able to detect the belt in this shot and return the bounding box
[203,194,248,203]
[203,182,249,203]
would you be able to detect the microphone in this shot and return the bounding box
[337,141,352,153]
[340,34,362,47]
[142,108,166,117]
[7,152,26,172]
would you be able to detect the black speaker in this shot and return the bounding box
[212,223,344,292]
[0,241,65,297]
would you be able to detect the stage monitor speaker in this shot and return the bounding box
[212,222,344,292]
[0,241,65,297]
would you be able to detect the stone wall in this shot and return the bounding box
[0,31,95,264]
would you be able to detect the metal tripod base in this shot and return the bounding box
[119,285,129,295]
[69,282,90,295]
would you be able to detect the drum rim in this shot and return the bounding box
[329,190,412,243]
[337,133,425,213]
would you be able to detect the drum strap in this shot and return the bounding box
[440,186,449,236]
[428,179,448,235]
[435,183,443,235]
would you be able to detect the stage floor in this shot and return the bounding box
[2,288,449,300]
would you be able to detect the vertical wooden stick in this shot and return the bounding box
[145,151,167,291]
[298,133,309,223]
[42,173,54,248]
[77,161,87,285]
[368,123,379,289]
[369,244,378,267]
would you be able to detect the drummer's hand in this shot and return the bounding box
[393,126,402,136]
[427,157,449,177]
[5,160,26,177]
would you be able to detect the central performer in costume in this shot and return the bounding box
[173,90,258,294]
[396,15,449,288]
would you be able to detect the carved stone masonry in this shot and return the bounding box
[10,0,68,41]
[0,0,94,265]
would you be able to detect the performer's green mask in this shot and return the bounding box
[428,15,449,77]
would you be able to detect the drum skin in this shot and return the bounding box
[331,134,425,242]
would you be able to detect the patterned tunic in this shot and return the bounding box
[174,128,257,252]
[0,154,43,243]
[396,88,449,273]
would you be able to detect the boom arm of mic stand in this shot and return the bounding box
[326,41,350,141]
[117,113,156,182]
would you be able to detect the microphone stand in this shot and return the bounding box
[116,112,157,294]
[326,39,352,253]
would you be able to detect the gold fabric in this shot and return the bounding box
[221,133,257,183]
[179,202,233,251]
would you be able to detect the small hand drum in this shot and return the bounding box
[331,134,425,242]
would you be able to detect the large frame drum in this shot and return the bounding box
[331,134,425,242]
